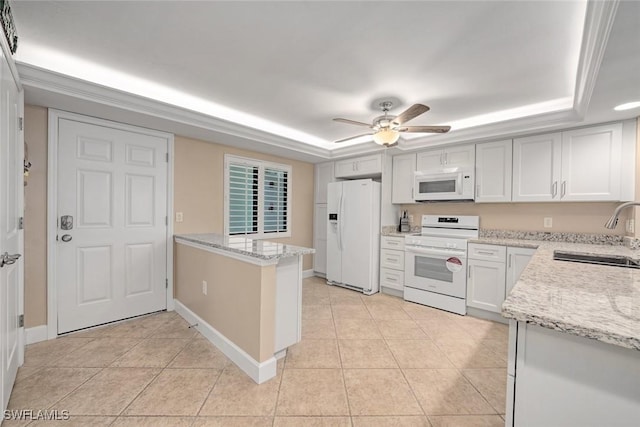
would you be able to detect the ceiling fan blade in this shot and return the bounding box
[392,104,430,125]
[335,133,373,143]
[333,118,373,128]
[398,125,451,134]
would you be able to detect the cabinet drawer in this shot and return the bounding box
[380,248,405,270]
[468,243,506,262]
[381,236,405,250]
[380,267,404,290]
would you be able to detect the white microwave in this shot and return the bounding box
[414,168,475,201]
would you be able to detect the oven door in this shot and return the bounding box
[404,246,467,298]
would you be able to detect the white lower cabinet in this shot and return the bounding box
[506,247,536,294]
[380,236,405,292]
[507,321,640,426]
[467,245,506,313]
[467,243,534,314]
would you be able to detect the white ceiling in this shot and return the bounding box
[11,0,640,162]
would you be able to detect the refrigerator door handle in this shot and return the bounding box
[337,191,344,251]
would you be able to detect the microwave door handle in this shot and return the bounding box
[457,173,463,195]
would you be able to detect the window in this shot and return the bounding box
[224,155,291,238]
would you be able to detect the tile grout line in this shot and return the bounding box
[333,296,354,426]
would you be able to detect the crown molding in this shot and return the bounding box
[573,0,619,118]
[17,62,332,160]
[15,0,617,163]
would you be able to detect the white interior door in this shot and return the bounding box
[57,117,168,334]
[0,49,22,411]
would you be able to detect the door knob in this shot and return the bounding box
[61,234,73,242]
[0,252,21,268]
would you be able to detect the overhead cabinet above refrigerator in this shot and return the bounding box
[326,179,381,295]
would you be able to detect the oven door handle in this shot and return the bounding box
[405,246,466,257]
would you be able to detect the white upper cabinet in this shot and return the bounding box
[513,123,624,202]
[475,139,513,203]
[560,124,622,201]
[391,153,416,204]
[416,144,475,171]
[334,153,383,179]
[314,161,334,204]
[512,133,562,202]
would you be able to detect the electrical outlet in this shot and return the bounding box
[202,280,207,295]
[408,215,414,224]
[175,212,184,223]
[543,217,553,228]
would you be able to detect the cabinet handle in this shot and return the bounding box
[561,181,566,198]
[388,241,399,246]
[468,265,471,278]
[444,152,448,164]
[386,258,396,262]
[508,254,512,268]
[551,181,558,197]
[412,187,414,200]
[476,184,480,198]
[477,250,495,255]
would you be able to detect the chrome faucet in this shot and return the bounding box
[605,201,640,229]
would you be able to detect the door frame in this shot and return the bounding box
[46,109,174,339]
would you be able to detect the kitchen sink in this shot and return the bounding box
[553,250,640,269]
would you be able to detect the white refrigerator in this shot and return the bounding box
[327,179,381,295]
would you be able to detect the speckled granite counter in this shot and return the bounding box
[175,233,314,261]
[472,235,640,350]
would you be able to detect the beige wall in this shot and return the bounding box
[173,135,315,270]
[400,202,631,234]
[175,242,275,362]
[24,105,48,328]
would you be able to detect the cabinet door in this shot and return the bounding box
[512,133,562,202]
[314,162,334,204]
[392,153,417,204]
[416,149,443,171]
[334,159,357,178]
[506,247,535,295]
[467,259,506,313]
[560,123,622,201]
[475,140,512,203]
[444,144,475,168]
[355,154,383,176]
[313,204,328,274]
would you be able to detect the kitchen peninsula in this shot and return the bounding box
[491,238,640,426]
[174,234,314,384]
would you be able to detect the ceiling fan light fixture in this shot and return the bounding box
[373,128,400,145]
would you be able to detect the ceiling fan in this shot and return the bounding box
[333,101,451,147]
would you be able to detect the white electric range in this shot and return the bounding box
[404,215,479,315]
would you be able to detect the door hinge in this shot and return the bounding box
[165,153,169,162]
[18,117,23,131]
[18,217,23,229]
[165,278,168,289]
[18,314,24,328]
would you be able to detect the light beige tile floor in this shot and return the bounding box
[7,277,507,426]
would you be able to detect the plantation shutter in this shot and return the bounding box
[228,163,259,234]
[263,168,288,233]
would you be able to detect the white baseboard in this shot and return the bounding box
[25,325,48,345]
[302,269,315,279]
[173,299,277,384]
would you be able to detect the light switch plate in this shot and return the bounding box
[176,212,183,223]
[543,217,552,228]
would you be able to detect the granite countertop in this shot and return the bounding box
[175,233,315,261]
[487,238,640,351]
